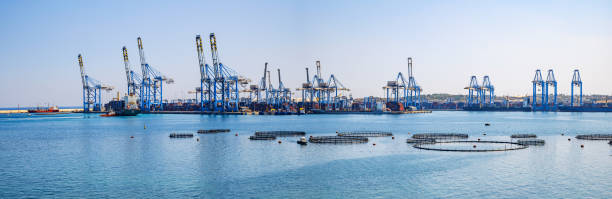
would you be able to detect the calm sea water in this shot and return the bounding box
[1,112,611,198]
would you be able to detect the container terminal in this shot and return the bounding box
[59,33,612,116]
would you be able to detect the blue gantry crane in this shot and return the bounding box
[297,67,315,111]
[532,69,545,110]
[273,68,292,109]
[544,69,557,110]
[137,37,174,112]
[465,76,481,106]
[122,47,141,98]
[384,57,422,110]
[406,58,422,109]
[326,74,350,110]
[310,61,350,111]
[570,69,582,107]
[383,72,408,106]
[195,35,212,111]
[481,76,494,106]
[197,33,247,112]
[464,75,494,107]
[78,54,113,112]
[195,34,249,112]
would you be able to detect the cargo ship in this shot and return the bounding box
[27,106,60,113]
[101,93,140,117]
[100,109,140,117]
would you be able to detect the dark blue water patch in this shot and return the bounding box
[209,153,490,198]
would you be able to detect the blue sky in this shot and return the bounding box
[0,0,611,107]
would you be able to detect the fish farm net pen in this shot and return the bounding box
[197,129,231,134]
[516,138,545,145]
[254,131,306,137]
[309,136,369,144]
[338,131,393,137]
[510,134,537,138]
[412,133,469,139]
[406,138,436,144]
[249,135,277,140]
[169,133,194,138]
[575,134,612,140]
[413,141,528,152]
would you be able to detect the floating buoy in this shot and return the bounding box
[483,133,487,136]
[373,143,376,146]
[477,138,481,141]
[392,136,395,140]
[130,136,134,139]
[235,133,238,136]
[473,145,477,148]
[580,144,584,148]
[278,140,282,144]
[568,138,571,141]
[561,133,564,136]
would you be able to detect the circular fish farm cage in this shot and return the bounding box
[516,138,545,145]
[575,134,612,140]
[511,134,537,138]
[309,136,368,144]
[412,133,469,140]
[413,141,527,152]
[338,131,393,137]
[255,131,306,137]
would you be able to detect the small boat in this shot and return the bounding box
[297,137,308,145]
[484,123,491,126]
[28,106,60,113]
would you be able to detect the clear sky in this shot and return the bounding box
[0,0,611,107]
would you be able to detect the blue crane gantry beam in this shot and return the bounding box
[570,69,582,107]
[78,54,113,112]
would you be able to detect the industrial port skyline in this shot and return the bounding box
[1,1,611,108]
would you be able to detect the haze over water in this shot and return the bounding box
[1,112,611,198]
